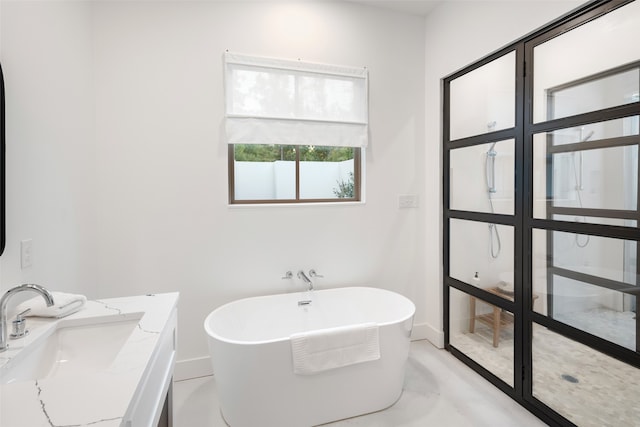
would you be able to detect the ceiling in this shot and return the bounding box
[163,0,443,17]
[347,0,443,16]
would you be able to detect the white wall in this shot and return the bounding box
[424,0,584,345]
[90,1,427,376]
[0,0,97,297]
[0,0,425,379]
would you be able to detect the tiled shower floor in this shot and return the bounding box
[173,340,547,427]
[452,308,640,427]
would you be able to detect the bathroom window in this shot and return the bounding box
[224,53,367,204]
[230,144,360,202]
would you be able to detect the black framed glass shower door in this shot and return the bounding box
[443,1,640,426]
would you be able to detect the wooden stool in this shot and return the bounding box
[469,287,537,347]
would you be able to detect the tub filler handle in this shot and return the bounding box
[282,271,293,280]
[308,269,323,278]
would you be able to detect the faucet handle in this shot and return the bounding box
[10,309,31,339]
[309,269,324,278]
[16,308,31,320]
[281,271,293,280]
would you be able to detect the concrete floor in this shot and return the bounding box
[173,340,548,427]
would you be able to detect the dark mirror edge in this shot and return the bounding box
[0,62,5,256]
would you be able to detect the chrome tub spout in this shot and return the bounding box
[297,270,313,291]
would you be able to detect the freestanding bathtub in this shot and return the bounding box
[204,286,415,427]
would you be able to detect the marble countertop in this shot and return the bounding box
[0,292,179,427]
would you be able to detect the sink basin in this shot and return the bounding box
[0,313,143,385]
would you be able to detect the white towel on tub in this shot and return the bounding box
[290,323,380,375]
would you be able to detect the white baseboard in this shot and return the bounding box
[175,323,446,382]
[174,356,213,382]
[411,322,444,348]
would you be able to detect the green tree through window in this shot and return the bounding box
[234,144,353,162]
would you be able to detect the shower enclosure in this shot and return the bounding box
[443,1,640,426]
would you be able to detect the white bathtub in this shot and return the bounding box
[204,286,415,427]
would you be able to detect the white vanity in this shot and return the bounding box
[0,292,178,427]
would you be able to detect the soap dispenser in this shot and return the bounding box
[472,272,480,287]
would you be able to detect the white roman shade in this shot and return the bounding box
[224,52,369,148]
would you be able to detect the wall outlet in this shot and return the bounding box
[398,194,418,208]
[21,239,33,269]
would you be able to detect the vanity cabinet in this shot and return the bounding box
[123,306,177,427]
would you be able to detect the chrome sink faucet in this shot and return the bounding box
[297,270,313,291]
[0,284,55,352]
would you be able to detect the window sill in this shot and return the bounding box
[227,200,366,209]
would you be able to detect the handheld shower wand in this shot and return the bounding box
[485,122,501,259]
[573,128,594,248]
[486,142,498,194]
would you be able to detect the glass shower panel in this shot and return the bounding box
[546,67,639,120]
[449,218,514,300]
[532,228,637,350]
[450,287,514,386]
[532,117,639,225]
[449,51,515,140]
[533,144,638,214]
[532,228,637,287]
[532,0,640,123]
[450,139,514,214]
[532,324,640,427]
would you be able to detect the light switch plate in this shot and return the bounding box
[398,194,418,208]
[21,239,33,269]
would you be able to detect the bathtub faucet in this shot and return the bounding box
[0,284,55,352]
[297,270,313,291]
